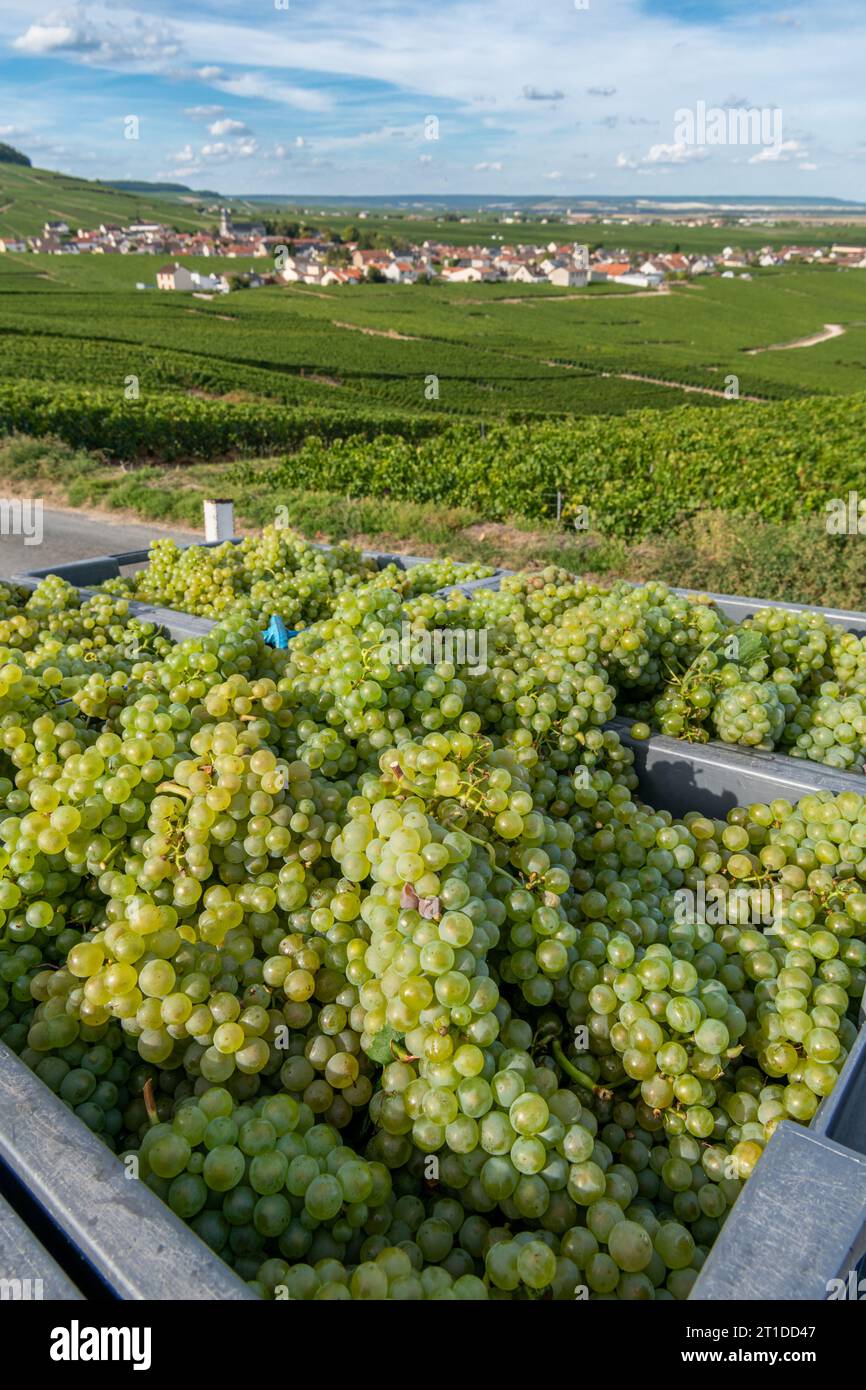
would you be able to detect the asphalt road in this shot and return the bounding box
[0,506,203,579]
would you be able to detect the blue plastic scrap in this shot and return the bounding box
[261,615,298,649]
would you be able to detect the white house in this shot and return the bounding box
[384,260,419,284]
[321,268,363,286]
[0,239,26,253]
[156,264,227,292]
[157,263,196,291]
[193,271,228,293]
[440,266,484,283]
[548,267,588,288]
[279,256,309,283]
[614,272,659,289]
[509,265,547,285]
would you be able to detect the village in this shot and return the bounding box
[2,205,865,293]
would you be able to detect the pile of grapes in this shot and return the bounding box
[2,555,866,1302]
[107,529,495,632]
[113,544,866,772]
[487,570,866,772]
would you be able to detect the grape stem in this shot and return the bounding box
[552,1040,614,1100]
[142,1077,159,1128]
[156,781,193,801]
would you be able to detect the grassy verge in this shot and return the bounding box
[2,433,865,609]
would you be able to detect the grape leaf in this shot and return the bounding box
[366,1025,403,1065]
[730,630,765,668]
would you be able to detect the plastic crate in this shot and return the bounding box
[465,565,866,637]
[1,724,865,1300]
[610,718,866,817]
[0,1042,255,1300]
[7,548,866,1298]
[432,573,507,599]
[406,568,866,789]
[627,715,866,1299]
[12,543,468,643]
[672,585,866,637]
[689,1123,866,1300]
[0,1189,85,1300]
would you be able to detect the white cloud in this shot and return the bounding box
[798,161,819,171]
[14,23,80,55]
[185,105,223,120]
[419,153,433,163]
[208,118,250,136]
[545,170,563,180]
[14,10,180,65]
[644,142,709,165]
[474,161,503,172]
[616,152,637,169]
[205,70,329,112]
[748,138,807,164]
[167,143,195,165]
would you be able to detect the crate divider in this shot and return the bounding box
[0,1189,85,1300]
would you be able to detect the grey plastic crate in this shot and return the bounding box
[8,547,866,1298]
[611,712,866,1298]
[690,1124,866,1300]
[430,565,866,633]
[0,1042,256,1301]
[413,565,866,793]
[813,1024,866,1153]
[2,724,864,1303]
[610,717,866,818]
[672,585,866,637]
[16,540,432,588]
[13,546,494,643]
[0,1190,85,1300]
[432,573,506,599]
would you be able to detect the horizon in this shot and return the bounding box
[15,166,866,213]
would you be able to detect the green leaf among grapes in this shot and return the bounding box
[366,1025,404,1065]
[731,630,765,668]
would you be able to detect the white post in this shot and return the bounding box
[203,499,235,543]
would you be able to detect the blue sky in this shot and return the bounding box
[0,0,861,197]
